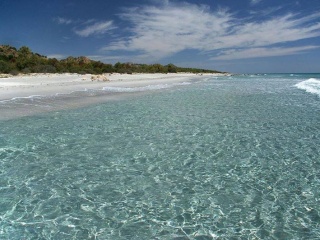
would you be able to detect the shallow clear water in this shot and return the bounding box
[1,74,320,239]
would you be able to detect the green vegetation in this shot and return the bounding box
[0,45,223,74]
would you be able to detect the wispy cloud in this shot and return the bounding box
[250,0,262,5]
[212,46,319,60]
[54,17,73,25]
[74,20,116,37]
[249,6,282,16]
[53,17,116,37]
[101,2,320,61]
[102,3,233,58]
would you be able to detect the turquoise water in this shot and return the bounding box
[0,74,320,239]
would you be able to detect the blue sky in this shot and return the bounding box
[1,0,320,73]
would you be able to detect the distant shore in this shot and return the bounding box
[0,72,228,101]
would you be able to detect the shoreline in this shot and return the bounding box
[0,72,226,120]
[0,72,227,101]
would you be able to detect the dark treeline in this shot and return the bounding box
[0,45,223,75]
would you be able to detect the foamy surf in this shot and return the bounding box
[102,82,191,93]
[0,95,45,104]
[295,78,320,96]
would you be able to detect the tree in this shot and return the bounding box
[0,44,223,74]
[0,60,14,73]
[16,46,33,70]
[167,63,177,73]
[18,46,32,56]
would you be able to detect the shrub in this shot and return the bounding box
[0,60,14,73]
[22,68,31,74]
[10,69,19,76]
[32,65,56,73]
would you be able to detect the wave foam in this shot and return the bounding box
[102,82,191,93]
[295,78,320,96]
[0,95,45,104]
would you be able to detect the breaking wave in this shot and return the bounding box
[295,78,320,97]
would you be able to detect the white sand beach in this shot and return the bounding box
[0,73,224,101]
[0,73,225,120]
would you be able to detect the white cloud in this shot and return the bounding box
[102,3,233,58]
[212,13,320,49]
[212,46,319,60]
[101,2,320,60]
[74,20,116,37]
[249,6,282,16]
[54,17,73,25]
[250,0,262,5]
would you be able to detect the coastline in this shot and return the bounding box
[0,72,226,120]
[0,72,226,101]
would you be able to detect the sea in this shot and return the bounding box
[0,73,319,239]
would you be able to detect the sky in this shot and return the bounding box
[1,0,320,73]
